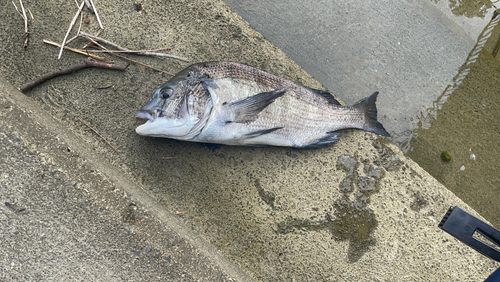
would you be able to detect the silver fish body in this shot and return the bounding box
[135,61,390,148]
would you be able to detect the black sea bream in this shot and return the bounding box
[135,61,390,148]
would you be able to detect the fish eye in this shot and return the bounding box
[161,88,173,99]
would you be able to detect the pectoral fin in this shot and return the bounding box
[244,127,284,139]
[225,88,286,123]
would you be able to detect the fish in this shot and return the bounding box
[134,61,390,148]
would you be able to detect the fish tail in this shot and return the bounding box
[353,92,391,137]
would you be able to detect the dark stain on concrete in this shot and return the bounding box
[410,191,428,212]
[276,151,388,263]
[255,179,276,208]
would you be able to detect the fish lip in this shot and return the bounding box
[134,109,164,122]
[134,110,154,122]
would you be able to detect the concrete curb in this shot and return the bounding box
[0,76,254,281]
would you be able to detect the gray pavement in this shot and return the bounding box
[1,0,499,281]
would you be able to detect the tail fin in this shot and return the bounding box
[353,92,391,137]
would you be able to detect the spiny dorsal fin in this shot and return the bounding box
[225,88,286,123]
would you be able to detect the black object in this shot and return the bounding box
[439,206,500,281]
[485,267,500,282]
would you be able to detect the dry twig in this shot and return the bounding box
[12,1,22,16]
[88,0,103,29]
[79,31,189,62]
[44,39,106,61]
[27,8,34,23]
[85,39,175,75]
[12,0,30,48]
[59,1,85,59]
[86,47,172,53]
[78,118,121,156]
[19,58,127,92]
[106,51,175,76]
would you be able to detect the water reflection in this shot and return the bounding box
[406,9,500,227]
[432,0,494,18]
[393,9,500,153]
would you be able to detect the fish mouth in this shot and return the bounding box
[134,109,164,123]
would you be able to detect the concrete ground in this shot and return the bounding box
[0,0,498,281]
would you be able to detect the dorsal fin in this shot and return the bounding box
[308,87,341,105]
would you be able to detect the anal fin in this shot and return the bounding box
[302,132,342,148]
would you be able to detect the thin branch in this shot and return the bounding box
[65,11,83,46]
[12,1,22,17]
[85,47,172,53]
[82,29,102,49]
[83,0,94,13]
[65,35,79,45]
[85,39,175,75]
[27,8,34,23]
[88,0,103,29]
[79,31,189,62]
[77,8,83,37]
[79,31,133,52]
[19,0,29,48]
[19,0,27,31]
[19,58,127,92]
[79,118,121,156]
[44,39,106,61]
[58,1,85,59]
[104,51,175,76]
[13,0,29,48]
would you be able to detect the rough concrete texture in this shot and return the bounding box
[0,0,498,281]
[0,79,250,281]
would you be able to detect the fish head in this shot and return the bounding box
[135,69,212,139]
